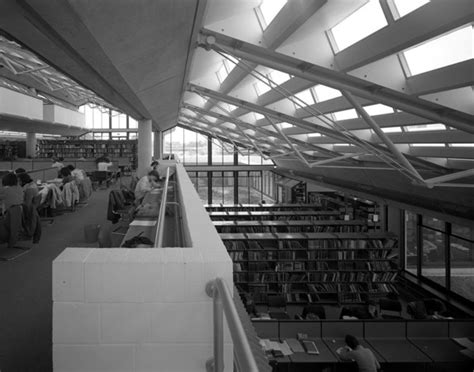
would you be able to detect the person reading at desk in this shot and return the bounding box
[134,170,160,204]
[337,334,380,372]
[17,172,39,207]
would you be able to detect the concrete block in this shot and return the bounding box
[53,344,134,371]
[53,248,93,302]
[53,302,100,344]
[136,343,233,372]
[101,303,151,343]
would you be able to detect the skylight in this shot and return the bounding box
[270,70,291,86]
[293,89,314,106]
[254,113,264,121]
[313,84,342,102]
[216,62,228,84]
[330,0,388,52]
[449,143,474,147]
[308,133,321,137]
[333,108,358,121]
[403,25,473,76]
[279,122,293,129]
[392,0,430,19]
[363,104,394,116]
[254,79,272,95]
[259,0,287,28]
[381,126,402,133]
[405,124,447,132]
[411,143,446,147]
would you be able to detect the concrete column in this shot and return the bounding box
[26,132,37,158]
[137,119,152,178]
[153,130,162,160]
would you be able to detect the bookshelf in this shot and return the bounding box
[0,141,26,160]
[37,139,137,167]
[209,210,342,221]
[213,220,369,234]
[221,231,399,305]
[205,203,326,211]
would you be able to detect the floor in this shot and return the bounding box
[0,184,115,372]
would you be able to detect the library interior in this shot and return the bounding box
[0,1,472,371]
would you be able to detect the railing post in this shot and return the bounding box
[206,280,224,372]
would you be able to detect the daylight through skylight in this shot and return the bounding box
[313,84,342,102]
[392,0,430,19]
[403,25,473,76]
[259,0,287,28]
[330,0,388,52]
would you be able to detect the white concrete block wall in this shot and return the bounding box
[0,87,43,119]
[43,104,85,127]
[53,165,234,372]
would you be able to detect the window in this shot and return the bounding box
[391,0,430,19]
[405,124,446,132]
[363,104,394,116]
[381,126,402,133]
[403,26,473,76]
[410,143,445,147]
[330,0,388,52]
[450,235,474,302]
[129,117,138,129]
[421,227,446,287]
[333,108,358,121]
[258,0,287,29]
[293,89,315,106]
[313,84,342,102]
[405,211,418,274]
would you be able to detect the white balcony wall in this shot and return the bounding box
[43,104,85,127]
[52,164,233,372]
[0,87,43,119]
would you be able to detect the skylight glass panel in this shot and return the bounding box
[363,103,394,116]
[254,113,264,121]
[313,84,341,102]
[381,126,402,133]
[405,124,447,132]
[269,70,291,86]
[392,0,430,18]
[333,108,358,121]
[259,0,287,28]
[294,89,314,105]
[331,0,388,52]
[403,26,473,76]
[216,62,229,83]
[411,143,445,147]
[254,79,271,95]
[308,133,321,137]
[279,122,293,129]
[449,143,474,147]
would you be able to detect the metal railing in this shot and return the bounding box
[205,278,259,372]
[154,167,170,248]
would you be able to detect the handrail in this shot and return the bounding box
[154,167,170,248]
[206,278,259,372]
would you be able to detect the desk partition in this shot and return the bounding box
[279,320,321,339]
[449,319,474,337]
[406,320,449,338]
[365,321,406,339]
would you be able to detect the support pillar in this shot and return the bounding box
[26,132,37,158]
[153,130,162,160]
[137,119,152,178]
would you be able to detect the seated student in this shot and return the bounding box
[58,167,74,186]
[67,165,85,181]
[337,335,380,372]
[51,157,65,169]
[0,172,24,212]
[96,155,113,171]
[134,170,160,203]
[17,172,39,207]
[14,168,26,174]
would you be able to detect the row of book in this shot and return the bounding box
[218,225,368,234]
[224,239,397,251]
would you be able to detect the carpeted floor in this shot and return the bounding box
[0,185,115,372]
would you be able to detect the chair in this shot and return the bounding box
[267,295,290,319]
[301,305,326,320]
[379,298,403,319]
[90,171,110,190]
[423,298,448,316]
[407,301,427,319]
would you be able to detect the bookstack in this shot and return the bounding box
[37,139,137,167]
[211,204,398,306]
